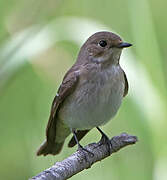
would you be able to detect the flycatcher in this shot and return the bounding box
[37,31,132,156]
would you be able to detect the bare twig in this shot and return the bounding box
[30,133,138,180]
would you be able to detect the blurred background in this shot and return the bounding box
[0,0,167,179]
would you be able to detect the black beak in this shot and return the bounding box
[117,42,132,48]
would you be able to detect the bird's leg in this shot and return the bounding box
[96,127,111,155]
[71,128,94,157]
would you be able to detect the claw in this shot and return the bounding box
[71,128,94,158]
[96,127,112,155]
[77,144,94,157]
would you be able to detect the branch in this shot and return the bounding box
[30,133,138,180]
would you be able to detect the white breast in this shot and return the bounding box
[59,65,125,130]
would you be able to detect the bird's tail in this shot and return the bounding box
[36,140,64,156]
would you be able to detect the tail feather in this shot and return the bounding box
[37,140,64,156]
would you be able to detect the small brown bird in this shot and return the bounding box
[37,31,132,156]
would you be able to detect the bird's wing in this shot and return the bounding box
[46,66,79,143]
[123,71,129,97]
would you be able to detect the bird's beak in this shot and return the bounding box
[117,42,132,48]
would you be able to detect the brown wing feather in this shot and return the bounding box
[46,68,79,143]
[37,66,80,156]
[123,71,129,97]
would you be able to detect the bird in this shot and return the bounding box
[36,31,132,156]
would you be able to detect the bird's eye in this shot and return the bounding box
[98,40,107,47]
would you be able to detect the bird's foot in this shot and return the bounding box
[96,127,112,155]
[77,144,94,157]
[71,128,94,157]
[77,144,94,168]
[99,134,112,155]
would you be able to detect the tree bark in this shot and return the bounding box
[30,133,138,180]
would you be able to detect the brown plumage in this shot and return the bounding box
[36,31,131,156]
[37,66,79,156]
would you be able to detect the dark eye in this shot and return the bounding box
[99,40,107,47]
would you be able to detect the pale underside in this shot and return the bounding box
[58,64,125,130]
